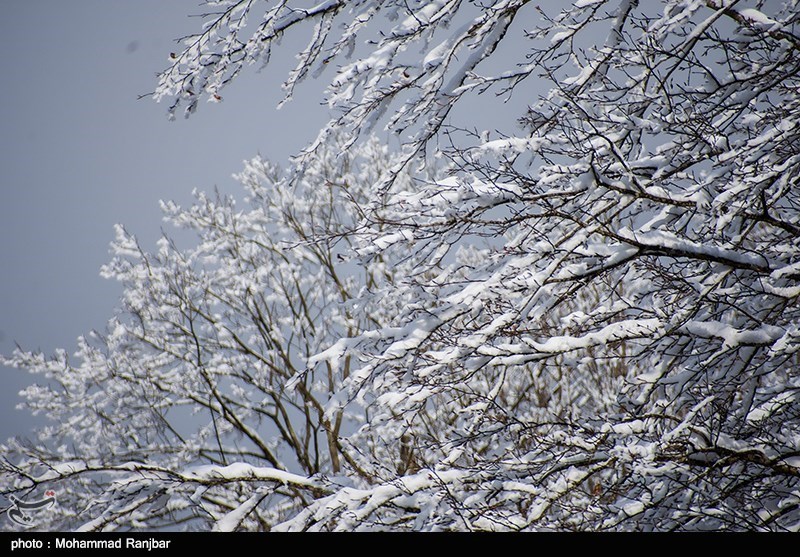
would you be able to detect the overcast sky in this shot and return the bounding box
[0,1,329,440]
[0,1,534,444]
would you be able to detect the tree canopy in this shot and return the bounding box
[2,0,799,531]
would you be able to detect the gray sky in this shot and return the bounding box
[0,1,328,440]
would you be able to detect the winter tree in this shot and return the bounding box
[2,0,799,531]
